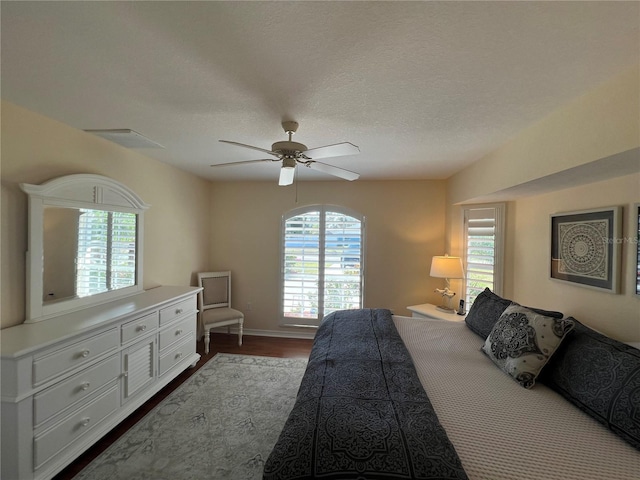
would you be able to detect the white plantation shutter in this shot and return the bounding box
[323,212,363,315]
[281,206,364,326]
[77,209,137,297]
[282,210,321,319]
[109,211,137,290]
[463,205,505,307]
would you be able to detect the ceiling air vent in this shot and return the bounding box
[84,129,164,149]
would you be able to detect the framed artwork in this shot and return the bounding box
[550,206,621,293]
[636,203,640,296]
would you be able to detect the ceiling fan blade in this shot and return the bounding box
[306,161,360,181]
[219,140,279,157]
[279,166,295,186]
[303,142,360,160]
[210,158,275,167]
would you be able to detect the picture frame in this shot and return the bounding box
[635,203,640,296]
[550,206,621,293]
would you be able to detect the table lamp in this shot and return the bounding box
[430,254,465,313]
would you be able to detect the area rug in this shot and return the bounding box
[73,354,308,480]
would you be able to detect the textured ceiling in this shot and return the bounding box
[2,1,638,183]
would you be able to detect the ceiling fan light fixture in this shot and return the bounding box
[279,162,296,186]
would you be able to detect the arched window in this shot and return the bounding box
[281,205,365,326]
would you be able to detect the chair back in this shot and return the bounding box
[198,271,232,312]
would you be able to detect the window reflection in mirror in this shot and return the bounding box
[43,206,137,303]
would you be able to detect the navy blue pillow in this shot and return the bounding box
[540,319,640,451]
[464,288,563,340]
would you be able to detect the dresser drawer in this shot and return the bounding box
[33,329,119,385]
[33,354,120,426]
[159,315,194,351]
[159,335,194,376]
[34,384,119,469]
[121,312,158,344]
[159,298,194,325]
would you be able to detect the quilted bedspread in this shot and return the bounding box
[263,308,468,480]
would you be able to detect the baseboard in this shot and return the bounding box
[206,326,316,340]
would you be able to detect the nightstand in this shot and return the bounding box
[407,303,467,322]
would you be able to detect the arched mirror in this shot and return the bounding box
[21,174,150,322]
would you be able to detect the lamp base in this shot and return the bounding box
[436,305,456,314]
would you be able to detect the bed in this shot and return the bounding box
[263,291,640,480]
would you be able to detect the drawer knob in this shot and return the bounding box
[136,325,147,332]
[175,308,183,314]
[175,352,183,359]
[80,350,90,358]
[81,382,91,391]
[176,329,183,335]
[80,417,91,427]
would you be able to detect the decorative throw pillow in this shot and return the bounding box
[540,319,640,451]
[481,304,575,389]
[465,288,563,340]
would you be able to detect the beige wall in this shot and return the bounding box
[1,101,212,328]
[4,66,638,341]
[448,66,639,205]
[209,180,447,334]
[446,66,640,342]
[510,174,640,341]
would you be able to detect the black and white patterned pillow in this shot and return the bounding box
[481,304,575,389]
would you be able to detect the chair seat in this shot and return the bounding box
[202,307,244,325]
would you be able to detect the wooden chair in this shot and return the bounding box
[197,271,244,353]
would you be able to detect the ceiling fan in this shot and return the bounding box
[213,121,360,186]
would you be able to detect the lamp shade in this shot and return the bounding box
[430,255,464,279]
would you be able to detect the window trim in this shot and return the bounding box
[279,204,365,327]
[462,203,505,307]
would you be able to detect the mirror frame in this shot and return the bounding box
[21,174,150,323]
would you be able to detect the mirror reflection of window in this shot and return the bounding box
[42,206,137,303]
[76,209,137,298]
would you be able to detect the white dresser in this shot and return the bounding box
[1,286,201,480]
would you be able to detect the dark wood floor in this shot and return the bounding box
[52,333,313,480]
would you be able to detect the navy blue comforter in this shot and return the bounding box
[263,309,468,480]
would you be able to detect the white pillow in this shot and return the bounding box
[481,303,575,389]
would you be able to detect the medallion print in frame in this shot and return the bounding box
[550,207,621,293]
[636,203,640,296]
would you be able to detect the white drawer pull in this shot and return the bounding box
[80,417,91,427]
[175,352,183,359]
[80,350,90,358]
[176,329,183,335]
[175,308,183,314]
[80,382,91,391]
[136,325,147,332]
